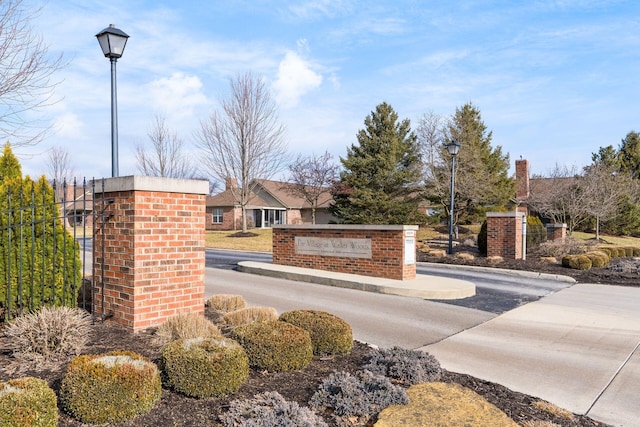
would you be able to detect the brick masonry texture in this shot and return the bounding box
[273,226,416,280]
[487,214,524,260]
[93,189,205,332]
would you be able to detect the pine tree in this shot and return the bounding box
[0,143,81,319]
[329,102,426,224]
[425,103,513,223]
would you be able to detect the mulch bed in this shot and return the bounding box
[1,305,612,426]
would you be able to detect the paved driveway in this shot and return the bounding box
[421,283,640,427]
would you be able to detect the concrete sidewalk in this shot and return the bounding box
[236,261,475,300]
[421,283,640,427]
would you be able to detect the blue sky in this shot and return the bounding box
[16,0,640,180]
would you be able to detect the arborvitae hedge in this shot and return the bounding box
[0,144,81,320]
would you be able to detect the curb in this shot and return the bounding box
[418,262,577,284]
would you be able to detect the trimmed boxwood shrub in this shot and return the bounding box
[60,350,161,424]
[161,337,249,398]
[585,251,609,268]
[563,254,593,270]
[230,320,313,372]
[0,377,58,427]
[279,310,353,355]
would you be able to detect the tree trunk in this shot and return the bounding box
[312,207,316,225]
[595,216,600,241]
[242,205,248,233]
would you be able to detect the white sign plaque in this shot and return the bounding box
[294,236,372,258]
[404,237,416,265]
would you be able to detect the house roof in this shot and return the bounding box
[206,179,333,209]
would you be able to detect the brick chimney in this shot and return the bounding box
[225,177,237,191]
[515,159,530,200]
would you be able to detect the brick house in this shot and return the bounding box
[205,178,336,230]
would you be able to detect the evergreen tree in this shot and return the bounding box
[0,143,81,319]
[425,103,513,223]
[330,102,426,224]
[619,131,640,178]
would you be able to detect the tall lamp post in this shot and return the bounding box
[446,140,461,254]
[96,24,129,177]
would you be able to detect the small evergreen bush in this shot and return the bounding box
[526,216,547,249]
[623,246,635,257]
[220,391,328,427]
[563,254,593,270]
[0,377,58,427]
[363,346,442,385]
[60,350,161,424]
[223,306,278,327]
[585,252,609,268]
[230,320,313,372]
[310,370,408,426]
[161,337,249,398]
[206,294,247,312]
[478,220,488,255]
[279,310,353,355]
[6,306,92,363]
[155,312,221,345]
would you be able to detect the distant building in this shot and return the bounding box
[205,178,336,230]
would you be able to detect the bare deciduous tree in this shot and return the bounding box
[136,115,192,178]
[416,111,446,182]
[582,164,637,240]
[46,145,74,184]
[0,0,65,146]
[528,164,589,234]
[196,72,288,233]
[287,151,338,224]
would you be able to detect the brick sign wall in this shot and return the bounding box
[273,225,417,280]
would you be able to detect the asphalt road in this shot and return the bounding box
[205,249,574,314]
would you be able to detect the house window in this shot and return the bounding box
[212,208,223,224]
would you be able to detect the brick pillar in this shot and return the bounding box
[92,176,209,332]
[546,223,567,242]
[486,212,525,260]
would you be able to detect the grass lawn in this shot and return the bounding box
[205,229,273,252]
[205,226,640,253]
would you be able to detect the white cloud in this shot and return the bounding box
[53,113,85,140]
[146,72,209,119]
[273,51,323,108]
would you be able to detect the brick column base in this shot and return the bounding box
[92,176,208,332]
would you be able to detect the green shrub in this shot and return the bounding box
[310,370,408,426]
[561,255,572,268]
[597,247,613,258]
[478,220,487,255]
[206,294,247,312]
[231,320,313,372]
[155,312,221,345]
[161,337,249,398]
[0,377,58,427]
[623,246,635,257]
[585,252,609,268]
[569,255,593,270]
[279,310,353,355]
[220,391,327,427]
[363,346,442,385]
[526,216,547,248]
[614,247,627,257]
[60,350,161,424]
[6,306,91,363]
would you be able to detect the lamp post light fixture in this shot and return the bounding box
[446,140,461,254]
[96,24,129,177]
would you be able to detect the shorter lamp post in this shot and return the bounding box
[96,24,129,177]
[446,140,461,254]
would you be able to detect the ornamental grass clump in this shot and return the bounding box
[584,251,609,268]
[220,391,328,427]
[363,346,442,385]
[154,312,221,346]
[230,320,313,372]
[161,336,249,398]
[561,254,593,270]
[60,351,161,424]
[222,306,279,327]
[310,370,408,426]
[206,294,247,312]
[6,306,92,363]
[279,310,353,355]
[0,377,58,427]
